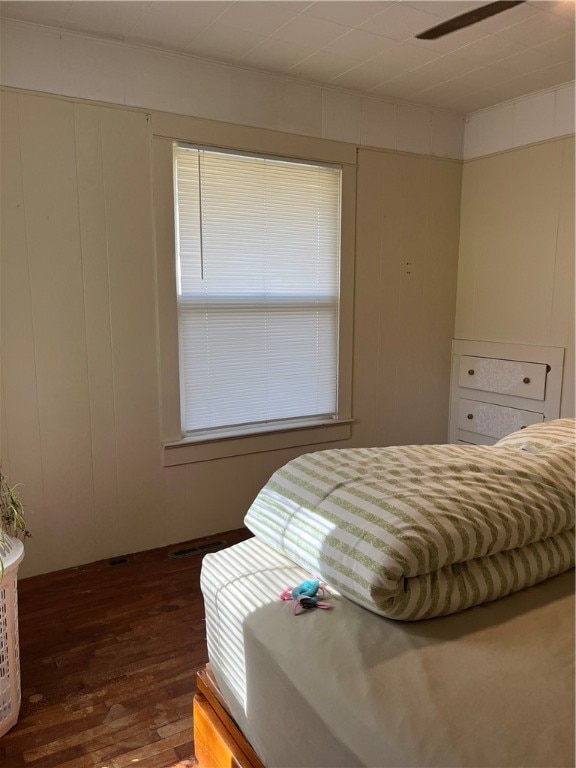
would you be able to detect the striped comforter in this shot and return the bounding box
[245,429,575,620]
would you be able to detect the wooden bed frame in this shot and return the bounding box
[193,665,265,768]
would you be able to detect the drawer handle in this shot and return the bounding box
[468,369,475,375]
[523,377,531,384]
[467,414,474,420]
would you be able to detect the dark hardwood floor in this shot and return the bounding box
[1,528,251,768]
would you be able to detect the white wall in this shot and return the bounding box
[0,19,464,159]
[0,19,465,579]
[1,90,463,577]
[2,17,573,578]
[456,134,575,416]
[464,82,575,159]
[458,81,575,416]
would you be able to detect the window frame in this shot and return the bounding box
[152,112,356,466]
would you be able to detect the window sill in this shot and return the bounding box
[162,418,353,466]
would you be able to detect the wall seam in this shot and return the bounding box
[72,102,99,542]
[15,94,47,526]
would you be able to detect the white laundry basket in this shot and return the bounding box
[0,537,24,738]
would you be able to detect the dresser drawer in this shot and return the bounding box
[457,399,544,440]
[458,356,547,400]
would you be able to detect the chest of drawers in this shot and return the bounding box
[449,341,564,445]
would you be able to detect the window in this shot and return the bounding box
[173,144,342,438]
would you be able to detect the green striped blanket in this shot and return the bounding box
[496,417,576,452]
[245,430,575,621]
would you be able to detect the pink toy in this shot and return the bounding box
[280,578,333,616]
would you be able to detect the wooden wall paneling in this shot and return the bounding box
[415,159,461,444]
[389,155,433,447]
[250,448,300,488]
[151,110,357,167]
[0,386,9,477]
[164,453,262,548]
[179,454,259,540]
[464,153,526,343]
[456,136,574,418]
[3,87,466,575]
[465,156,517,341]
[73,103,121,557]
[560,314,575,418]
[352,149,397,448]
[99,108,165,553]
[552,138,575,416]
[18,94,96,572]
[352,149,462,449]
[252,444,328,486]
[371,153,409,449]
[163,463,192,542]
[0,92,46,560]
[457,142,564,346]
[497,142,562,345]
[453,159,481,341]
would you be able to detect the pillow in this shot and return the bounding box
[495,417,575,453]
[245,441,575,620]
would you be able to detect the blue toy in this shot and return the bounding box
[280,578,333,616]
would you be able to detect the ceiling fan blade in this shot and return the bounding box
[416,1,526,40]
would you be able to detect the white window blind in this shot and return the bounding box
[174,144,341,435]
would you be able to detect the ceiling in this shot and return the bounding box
[0,1,574,112]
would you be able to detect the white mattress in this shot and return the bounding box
[201,537,575,768]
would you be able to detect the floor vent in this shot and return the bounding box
[108,557,129,566]
[168,541,227,559]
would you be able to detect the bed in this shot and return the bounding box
[196,420,575,767]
